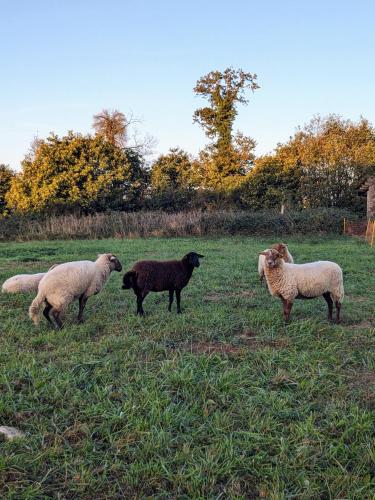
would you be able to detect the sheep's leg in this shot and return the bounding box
[136,291,147,316]
[176,289,182,314]
[43,301,53,325]
[335,301,341,324]
[281,298,293,322]
[168,289,174,312]
[323,292,333,321]
[78,294,88,323]
[51,308,63,330]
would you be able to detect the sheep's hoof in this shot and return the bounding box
[77,318,85,324]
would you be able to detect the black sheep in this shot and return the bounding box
[122,252,204,315]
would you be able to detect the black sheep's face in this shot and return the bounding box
[186,252,204,268]
[108,254,122,272]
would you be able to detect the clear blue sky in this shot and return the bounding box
[1,0,374,170]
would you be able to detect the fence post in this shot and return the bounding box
[371,221,375,247]
[343,218,346,234]
[366,219,370,240]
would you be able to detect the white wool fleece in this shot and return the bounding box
[2,264,58,294]
[2,273,46,294]
[29,254,119,325]
[265,260,344,302]
[36,257,111,310]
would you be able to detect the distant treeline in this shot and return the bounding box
[1,68,374,218]
[0,208,358,242]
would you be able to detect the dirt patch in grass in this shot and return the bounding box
[237,331,291,349]
[204,290,256,302]
[347,370,375,408]
[347,295,368,303]
[63,424,89,445]
[183,333,290,355]
[14,411,37,423]
[349,370,375,390]
[347,320,375,330]
[186,342,241,354]
[349,335,375,348]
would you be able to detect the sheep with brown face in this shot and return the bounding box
[122,252,204,315]
[260,248,344,323]
[258,243,293,284]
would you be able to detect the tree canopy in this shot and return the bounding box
[2,71,375,217]
[151,148,194,191]
[6,132,148,213]
[193,68,259,188]
[273,115,375,209]
[93,109,128,148]
[0,164,15,214]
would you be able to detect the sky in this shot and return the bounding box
[1,0,375,170]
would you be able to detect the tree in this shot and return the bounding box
[239,156,301,210]
[0,164,15,214]
[274,115,375,210]
[93,109,128,148]
[151,148,194,191]
[193,67,259,187]
[6,132,148,213]
[149,148,197,210]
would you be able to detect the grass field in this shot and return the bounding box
[0,236,374,498]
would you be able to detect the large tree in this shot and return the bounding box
[274,115,375,209]
[6,132,148,213]
[0,164,15,214]
[92,109,128,148]
[193,67,259,187]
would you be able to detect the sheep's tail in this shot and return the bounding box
[332,267,345,303]
[122,271,136,289]
[337,277,345,303]
[29,290,46,325]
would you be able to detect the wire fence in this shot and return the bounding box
[343,218,375,247]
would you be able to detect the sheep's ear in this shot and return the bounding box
[259,251,268,256]
[197,254,204,258]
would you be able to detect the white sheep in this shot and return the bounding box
[29,253,122,328]
[2,265,58,294]
[258,243,294,283]
[260,248,344,323]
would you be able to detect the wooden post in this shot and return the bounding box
[371,221,375,247]
[343,218,346,234]
[365,219,370,240]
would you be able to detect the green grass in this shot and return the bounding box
[0,236,374,498]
